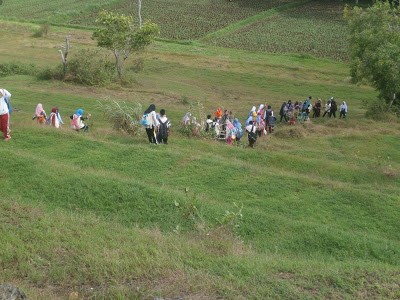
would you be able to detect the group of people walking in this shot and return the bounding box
[278,96,348,123]
[188,96,349,148]
[32,103,91,132]
[0,88,349,149]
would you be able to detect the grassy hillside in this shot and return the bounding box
[0,20,399,299]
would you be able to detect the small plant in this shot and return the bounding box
[32,23,50,38]
[97,98,143,136]
[217,202,243,230]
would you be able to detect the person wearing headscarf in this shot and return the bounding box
[49,107,64,128]
[182,112,191,125]
[279,102,288,122]
[33,103,47,124]
[143,104,159,144]
[267,111,277,133]
[248,106,256,118]
[339,101,348,118]
[233,118,243,142]
[0,88,12,141]
[70,108,90,132]
[330,97,337,118]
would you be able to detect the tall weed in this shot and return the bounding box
[97,98,143,136]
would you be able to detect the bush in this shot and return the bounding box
[178,100,210,138]
[0,62,37,77]
[37,65,65,81]
[97,98,143,136]
[32,23,50,38]
[68,48,114,86]
[365,97,400,120]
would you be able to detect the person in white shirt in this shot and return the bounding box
[0,88,12,141]
[143,104,160,144]
[157,109,171,144]
[245,120,257,148]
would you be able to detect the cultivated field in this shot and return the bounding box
[206,1,350,61]
[0,0,353,60]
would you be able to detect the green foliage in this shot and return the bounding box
[67,48,114,86]
[217,202,243,230]
[92,10,159,77]
[92,10,133,51]
[0,61,37,77]
[32,22,50,37]
[97,98,143,136]
[37,64,65,81]
[346,2,400,109]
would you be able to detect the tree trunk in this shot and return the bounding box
[388,93,395,109]
[138,0,143,29]
[114,49,122,78]
[58,35,70,79]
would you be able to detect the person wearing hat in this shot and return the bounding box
[0,88,11,141]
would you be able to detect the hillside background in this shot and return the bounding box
[0,0,399,299]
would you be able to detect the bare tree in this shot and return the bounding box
[138,0,142,29]
[130,0,143,28]
[58,35,71,78]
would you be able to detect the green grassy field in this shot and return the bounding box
[0,2,399,299]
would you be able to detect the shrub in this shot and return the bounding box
[0,62,37,77]
[32,23,50,38]
[365,97,400,120]
[97,98,143,136]
[37,65,65,81]
[178,100,209,138]
[68,48,114,86]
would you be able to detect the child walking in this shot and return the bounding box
[157,109,171,144]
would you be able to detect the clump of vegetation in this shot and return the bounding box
[37,64,65,81]
[32,22,50,37]
[97,98,143,136]
[92,10,159,78]
[0,61,37,77]
[346,2,400,115]
[67,48,114,86]
[178,100,210,138]
[274,126,305,139]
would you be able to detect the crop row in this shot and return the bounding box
[0,0,119,23]
[70,0,294,39]
[206,1,349,61]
